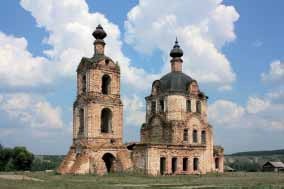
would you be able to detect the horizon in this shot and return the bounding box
[0,0,283,155]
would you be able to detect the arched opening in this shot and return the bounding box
[78,108,84,136]
[183,158,188,171]
[196,101,201,113]
[101,75,111,94]
[193,130,198,143]
[215,158,219,169]
[193,158,199,171]
[101,108,112,133]
[201,130,206,144]
[160,157,166,175]
[183,129,188,142]
[82,75,86,93]
[171,157,177,174]
[186,100,191,112]
[102,153,115,173]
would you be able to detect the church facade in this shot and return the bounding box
[58,25,224,176]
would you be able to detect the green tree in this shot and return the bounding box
[12,146,34,171]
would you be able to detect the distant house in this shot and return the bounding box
[262,161,284,172]
[224,165,236,172]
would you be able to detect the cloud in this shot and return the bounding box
[125,0,239,90]
[252,40,263,47]
[123,95,145,125]
[246,96,270,114]
[0,32,53,87]
[261,60,284,83]
[0,93,64,129]
[20,0,158,91]
[208,100,245,125]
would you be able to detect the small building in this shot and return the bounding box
[224,165,236,172]
[262,161,284,172]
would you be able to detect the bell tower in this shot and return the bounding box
[74,24,123,146]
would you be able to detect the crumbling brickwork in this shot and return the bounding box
[58,25,224,176]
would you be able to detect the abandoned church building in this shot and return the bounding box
[58,25,224,176]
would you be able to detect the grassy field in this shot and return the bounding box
[0,172,284,189]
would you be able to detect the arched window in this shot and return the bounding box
[193,130,198,143]
[183,129,188,142]
[196,101,201,113]
[160,157,166,175]
[186,100,191,112]
[215,158,219,169]
[193,158,199,171]
[78,108,84,136]
[171,157,177,173]
[159,100,164,112]
[101,108,112,133]
[82,75,86,93]
[102,75,111,94]
[201,130,206,144]
[183,158,188,171]
[151,101,156,113]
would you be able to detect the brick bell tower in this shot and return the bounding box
[58,25,131,175]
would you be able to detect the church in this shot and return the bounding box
[57,25,224,176]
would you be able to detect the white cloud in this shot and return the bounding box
[0,32,53,87]
[261,60,284,83]
[208,100,245,125]
[123,95,145,125]
[0,93,64,129]
[20,0,158,91]
[246,96,270,114]
[125,0,239,89]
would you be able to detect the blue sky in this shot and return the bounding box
[0,0,283,155]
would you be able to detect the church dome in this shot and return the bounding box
[159,72,193,93]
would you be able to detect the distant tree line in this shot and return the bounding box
[0,144,34,171]
[230,149,284,156]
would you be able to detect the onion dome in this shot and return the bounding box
[92,24,107,40]
[159,72,193,93]
[170,38,183,58]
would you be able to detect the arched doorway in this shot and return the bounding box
[102,153,115,173]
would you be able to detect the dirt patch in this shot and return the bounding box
[0,174,44,182]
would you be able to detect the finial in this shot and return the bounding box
[92,24,107,40]
[170,37,183,58]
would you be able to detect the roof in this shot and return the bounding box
[159,72,193,94]
[263,161,284,168]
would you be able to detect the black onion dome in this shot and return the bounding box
[92,24,107,39]
[170,38,183,58]
[159,72,193,93]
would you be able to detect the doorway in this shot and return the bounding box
[102,153,115,173]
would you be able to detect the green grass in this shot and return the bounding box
[0,172,284,189]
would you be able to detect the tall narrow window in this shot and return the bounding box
[193,130,198,143]
[171,157,177,173]
[193,158,199,171]
[78,108,84,136]
[183,158,188,171]
[102,75,111,94]
[186,100,191,112]
[196,101,201,113]
[201,130,206,144]
[159,100,164,112]
[82,75,86,93]
[101,108,112,133]
[160,157,166,175]
[151,101,156,113]
[183,129,188,142]
[215,158,219,169]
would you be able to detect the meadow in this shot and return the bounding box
[0,172,284,189]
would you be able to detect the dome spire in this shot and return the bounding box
[170,37,183,58]
[170,38,183,72]
[92,24,107,56]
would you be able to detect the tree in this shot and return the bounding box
[12,146,34,171]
